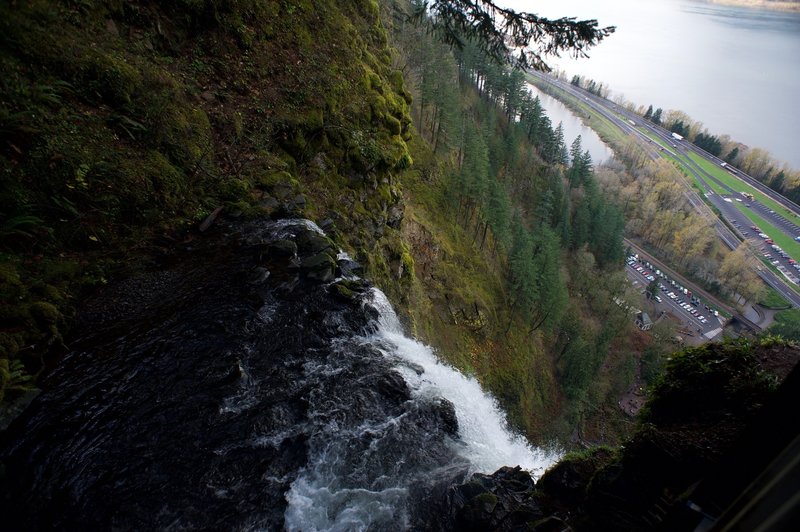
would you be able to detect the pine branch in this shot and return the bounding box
[411,0,614,71]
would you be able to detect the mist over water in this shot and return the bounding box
[504,0,800,168]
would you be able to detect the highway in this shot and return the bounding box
[527,71,800,309]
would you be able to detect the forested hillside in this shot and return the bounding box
[1,0,642,446]
[0,0,417,407]
[384,3,636,442]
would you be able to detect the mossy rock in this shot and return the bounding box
[76,50,143,107]
[329,278,369,301]
[27,301,61,326]
[300,252,337,282]
[257,171,297,191]
[0,263,26,301]
[384,115,401,136]
[266,239,298,259]
[156,105,212,165]
[330,282,357,301]
[368,93,387,122]
[460,492,499,519]
[295,230,335,257]
[389,70,412,104]
[0,333,22,359]
[537,446,616,506]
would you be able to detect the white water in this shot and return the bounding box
[367,289,556,475]
[283,288,556,531]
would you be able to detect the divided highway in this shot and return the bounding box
[528,71,800,310]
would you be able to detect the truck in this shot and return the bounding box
[671,132,684,141]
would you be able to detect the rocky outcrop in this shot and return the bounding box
[444,466,548,531]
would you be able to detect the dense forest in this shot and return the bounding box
[0,0,640,445]
[1,1,797,530]
[387,2,644,441]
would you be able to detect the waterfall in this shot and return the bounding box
[284,287,556,531]
[0,218,557,531]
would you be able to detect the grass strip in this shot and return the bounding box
[759,286,790,308]
[736,204,800,263]
[687,152,799,220]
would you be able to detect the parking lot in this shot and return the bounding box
[626,255,723,339]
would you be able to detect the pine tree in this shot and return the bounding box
[652,107,663,125]
[553,123,568,165]
[413,1,614,70]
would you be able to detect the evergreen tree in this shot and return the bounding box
[670,120,686,136]
[725,146,740,164]
[570,197,591,250]
[507,212,537,326]
[414,0,614,70]
[771,170,786,192]
[651,107,663,125]
[534,189,555,227]
[567,136,585,188]
[643,105,653,120]
[553,123,568,165]
[486,179,512,249]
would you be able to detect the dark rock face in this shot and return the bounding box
[0,218,471,530]
[536,447,615,509]
[444,466,545,531]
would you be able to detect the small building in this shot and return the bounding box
[636,312,653,331]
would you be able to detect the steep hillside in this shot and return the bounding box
[1,0,639,447]
[0,0,414,403]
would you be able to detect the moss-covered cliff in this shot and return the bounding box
[0,0,420,402]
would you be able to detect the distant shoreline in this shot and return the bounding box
[706,0,800,12]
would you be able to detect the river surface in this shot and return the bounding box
[0,218,554,530]
[526,83,614,165]
[503,0,800,168]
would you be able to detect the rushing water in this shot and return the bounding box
[0,219,554,530]
[504,0,800,168]
[526,83,614,165]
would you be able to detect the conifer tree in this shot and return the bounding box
[413,1,614,70]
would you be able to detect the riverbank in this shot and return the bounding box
[708,0,800,12]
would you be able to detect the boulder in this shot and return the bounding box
[536,447,615,507]
[299,253,337,283]
[295,230,335,257]
[387,202,404,228]
[265,239,297,260]
[446,466,544,531]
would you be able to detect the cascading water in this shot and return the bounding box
[284,288,554,531]
[0,219,555,531]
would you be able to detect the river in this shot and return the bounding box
[526,83,614,165]
[503,0,800,169]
